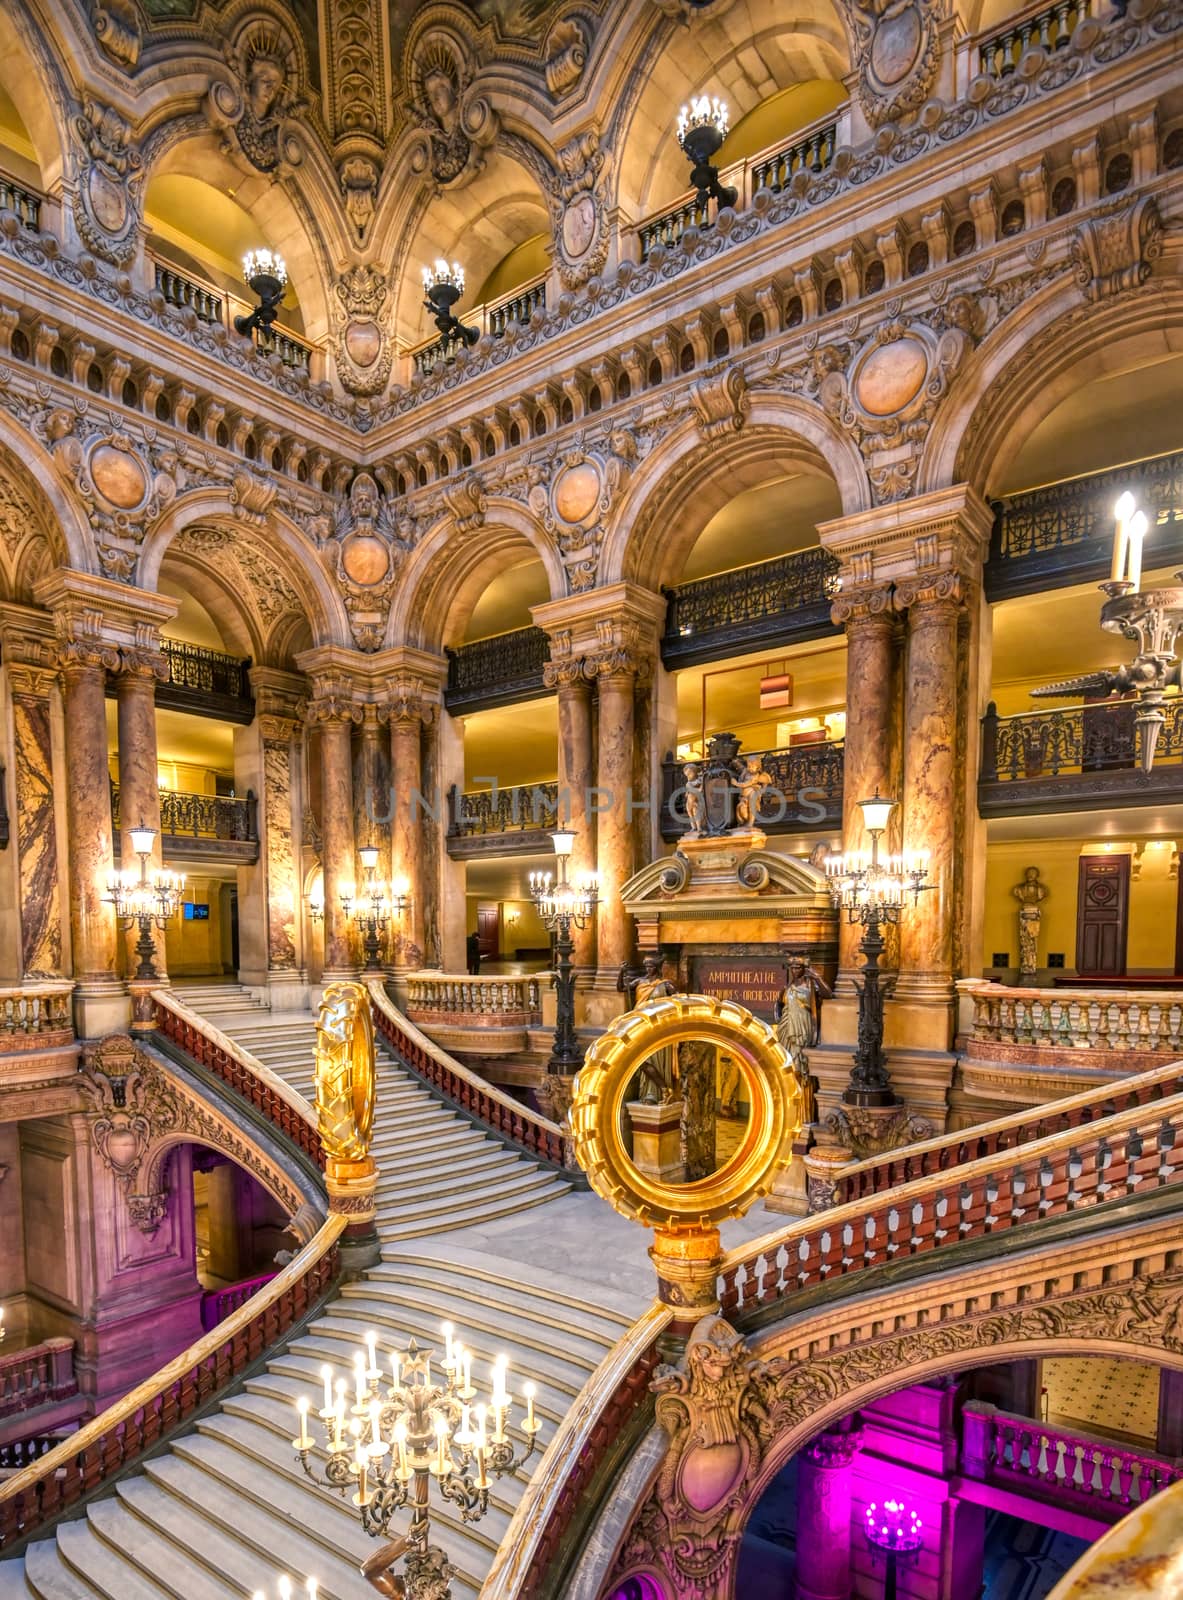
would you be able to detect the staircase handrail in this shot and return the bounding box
[367,978,575,1171]
[150,987,322,1168]
[718,1070,1183,1316]
[480,1302,671,1600]
[830,1051,1183,1205]
[0,1214,345,1549]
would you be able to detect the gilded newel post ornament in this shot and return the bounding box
[316,981,379,1262]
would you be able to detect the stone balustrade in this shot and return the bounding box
[961,979,1183,1057]
[404,973,542,1026]
[198,1272,277,1332]
[961,1401,1182,1519]
[0,983,74,1050]
[0,1339,77,1420]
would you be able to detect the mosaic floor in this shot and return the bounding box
[983,1511,1090,1600]
[1042,1356,1160,1446]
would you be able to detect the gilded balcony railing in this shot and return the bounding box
[0,983,73,1046]
[0,1340,77,1421]
[445,625,549,712]
[961,1401,1182,1518]
[662,546,842,665]
[977,0,1092,77]
[660,740,844,838]
[111,785,258,845]
[0,175,41,230]
[404,974,542,1024]
[448,781,561,838]
[979,699,1183,814]
[961,981,1183,1056]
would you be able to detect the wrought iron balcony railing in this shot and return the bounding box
[157,639,254,722]
[111,785,258,859]
[447,781,560,856]
[979,698,1183,815]
[662,546,842,667]
[660,740,843,839]
[444,626,550,713]
[986,450,1183,601]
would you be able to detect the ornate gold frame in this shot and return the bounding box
[316,979,377,1164]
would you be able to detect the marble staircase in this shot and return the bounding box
[0,989,637,1600]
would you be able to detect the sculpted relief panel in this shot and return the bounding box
[206,18,306,176]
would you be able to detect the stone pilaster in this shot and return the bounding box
[114,646,170,993]
[1,617,64,979]
[387,677,435,972]
[795,1427,865,1600]
[306,677,362,982]
[255,671,308,1009]
[544,656,596,975]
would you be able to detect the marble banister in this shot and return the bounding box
[0,983,74,1048]
[0,1217,344,1551]
[961,980,1183,1056]
[480,1303,671,1600]
[367,978,576,1171]
[198,1272,278,1332]
[961,1401,1183,1520]
[403,972,542,1024]
[0,1340,77,1420]
[718,1080,1183,1317]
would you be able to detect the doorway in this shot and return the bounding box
[1075,853,1130,977]
[477,903,500,962]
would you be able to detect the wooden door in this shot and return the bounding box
[477,903,500,961]
[1076,854,1130,976]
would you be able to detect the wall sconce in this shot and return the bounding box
[422,259,479,347]
[235,249,288,337]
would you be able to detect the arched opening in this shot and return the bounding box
[0,79,40,192]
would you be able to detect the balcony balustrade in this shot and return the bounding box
[0,1340,77,1422]
[977,0,1092,77]
[0,983,73,1050]
[961,980,1183,1060]
[447,781,561,857]
[404,974,542,1027]
[152,261,223,326]
[444,626,549,713]
[660,741,843,839]
[111,784,258,863]
[985,450,1183,602]
[961,1401,1181,1522]
[157,639,254,723]
[411,272,549,377]
[199,1272,277,1332]
[0,175,41,231]
[979,699,1183,815]
[662,546,842,668]
[253,322,312,372]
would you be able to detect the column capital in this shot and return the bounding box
[0,603,58,698]
[33,569,178,661]
[113,645,168,683]
[305,673,365,725]
[384,674,438,727]
[831,580,896,629]
[252,667,308,735]
[534,581,665,684]
[818,484,993,592]
[803,1425,865,1470]
[893,568,966,614]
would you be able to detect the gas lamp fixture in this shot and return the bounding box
[104,821,185,982]
[1031,491,1182,774]
[826,795,930,1107]
[530,829,599,1075]
[235,249,288,338]
[422,259,479,348]
[295,1322,541,1600]
[339,845,410,971]
[676,95,737,210]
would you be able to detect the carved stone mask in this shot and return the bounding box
[424,68,456,131]
[247,57,284,123]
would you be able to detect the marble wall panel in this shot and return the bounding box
[12,692,62,976]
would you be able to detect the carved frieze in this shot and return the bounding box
[549,132,610,290]
[206,18,306,176]
[315,471,416,651]
[71,100,143,267]
[515,425,638,593]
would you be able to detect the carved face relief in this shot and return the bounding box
[247,56,285,123]
[424,67,457,132]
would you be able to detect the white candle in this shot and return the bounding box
[475,1403,487,1450]
[307,1584,318,1600]
[1113,491,1136,581]
[296,1396,311,1449]
[524,1383,536,1432]
[391,1352,401,1389]
[1126,509,1148,593]
[475,1444,488,1489]
[435,1416,449,1475]
[456,1403,472,1445]
[279,1581,292,1600]
[321,1364,333,1415]
[462,1351,473,1395]
[395,1420,409,1477]
[442,1321,454,1368]
[365,1330,379,1378]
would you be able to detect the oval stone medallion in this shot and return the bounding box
[341,532,391,587]
[344,319,381,368]
[562,194,596,260]
[90,442,148,509]
[87,167,128,234]
[870,5,923,86]
[553,460,601,525]
[855,337,929,418]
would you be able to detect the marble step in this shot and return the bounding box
[370,1256,632,1345]
[0,1563,37,1600]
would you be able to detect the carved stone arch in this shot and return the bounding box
[923,278,1183,498]
[0,426,97,581]
[385,498,566,654]
[136,1129,310,1225]
[600,398,869,590]
[137,488,351,651]
[0,1,74,191]
[156,549,267,663]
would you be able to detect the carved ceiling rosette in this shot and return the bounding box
[316,471,416,651]
[70,99,143,266]
[548,131,610,290]
[333,265,395,396]
[406,25,498,190]
[847,0,942,129]
[818,310,970,503]
[206,16,306,177]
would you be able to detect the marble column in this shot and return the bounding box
[259,708,301,989]
[419,711,444,969]
[354,706,391,966]
[795,1426,864,1600]
[115,649,170,987]
[893,574,963,1011]
[312,705,358,980]
[549,662,596,974]
[591,664,639,984]
[389,685,432,970]
[60,645,125,1033]
[832,584,900,988]
[8,659,63,977]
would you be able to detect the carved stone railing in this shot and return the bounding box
[0,982,74,1049]
[368,978,577,1172]
[0,1341,76,1421]
[660,741,843,839]
[961,1401,1182,1520]
[157,638,254,723]
[986,451,1183,601]
[638,192,715,261]
[404,974,542,1027]
[962,981,1183,1057]
[112,785,259,857]
[199,1271,277,1332]
[151,259,223,326]
[253,322,312,372]
[0,175,41,230]
[977,0,1092,77]
[718,1083,1183,1317]
[481,1303,671,1600]
[412,274,550,376]
[151,989,323,1170]
[750,120,839,192]
[445,625,549,713]
[661,546,842,667]
[829,1054,1183,1207]
[448,781,561,842]
[487,276,547,338]
[979,699,1183,814]
[0,1216,343,1551]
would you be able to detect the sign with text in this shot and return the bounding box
[690,956,785,1020]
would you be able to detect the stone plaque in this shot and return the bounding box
[689,955,784,1021]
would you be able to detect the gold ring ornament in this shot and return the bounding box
[315,981,378,1224]
[571,994,803,1315]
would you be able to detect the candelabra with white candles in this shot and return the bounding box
[104,820,185,982]
[293,1322,540,1598]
